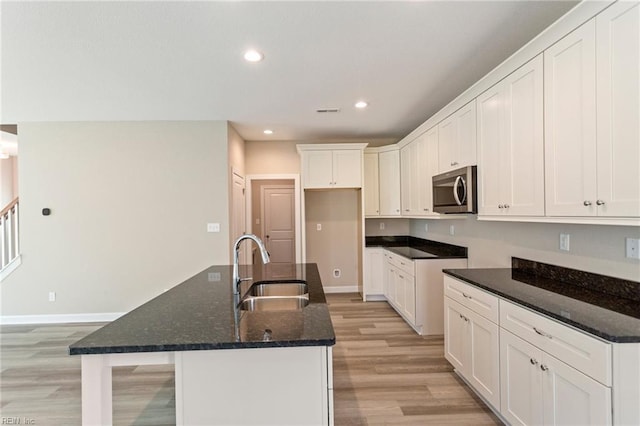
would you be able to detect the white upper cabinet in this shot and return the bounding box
[438,100,477,173]
[400,128,440,217]
[364,152,380,216]
[378,149,401,216]
[596,1,640,217]
[400,141,419,216]
[478,54,544,216]
[298,144,366,189]
[545,6,639,217]
[419,126,439,215]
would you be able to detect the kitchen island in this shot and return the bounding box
[69,263,335,426]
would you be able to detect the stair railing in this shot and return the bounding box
[1,197,20,272]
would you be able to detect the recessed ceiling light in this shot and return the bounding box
[355,101,368,109]
[263,129,273,135]
[244,49,264,62]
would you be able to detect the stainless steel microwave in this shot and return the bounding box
[432,166,477,214]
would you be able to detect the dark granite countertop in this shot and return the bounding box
[69,263,335,355]
[366,236,467,260]
[444,258,640,343]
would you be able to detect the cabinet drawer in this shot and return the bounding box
[444,276,499,323]
[385,251,414,276]
[500,300,611,386]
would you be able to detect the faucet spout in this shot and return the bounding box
[232,234,270,295]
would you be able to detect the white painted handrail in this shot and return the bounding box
[1,197,20,272]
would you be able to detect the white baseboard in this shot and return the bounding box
[323,285,359,294]
[0,312,124,325]
[0,255,22,282]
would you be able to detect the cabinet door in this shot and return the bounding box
[444,298,468,372]
[478,79,505,215]
[364,153,380,216]
[596,1,640,217]
[400,144,413,215]
[467,308,500,410]
[418,126,438,215]
[500,329,544,426]
[456,100,477,169]
[394,269,405,313]
[541,353,612,426]
[400,272,415,325]
[378,150,401,216]
[544,20,597,216]
[333,150,362,188]
[303,151,334,188]
[364,248,384,298]
[505,54,544,216]
[438,114,456,173]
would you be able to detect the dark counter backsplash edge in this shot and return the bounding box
[512,257,640,302]
[365,235,468,257]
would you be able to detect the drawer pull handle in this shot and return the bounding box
[462,292,472,299]
[529,358,538,366]
[459,314,469,322]
[540,364,549,372]
[533,327,552,339]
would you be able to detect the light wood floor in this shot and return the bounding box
[0,294,502,425]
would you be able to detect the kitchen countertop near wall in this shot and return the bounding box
[366,235,467,259]
[444,257,640,343]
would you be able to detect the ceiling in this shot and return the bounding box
[1,1,579,146]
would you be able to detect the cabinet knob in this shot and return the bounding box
[504,204,510,209]
[529,358,538,365]
[540,364,549,372]
[396,209,400,213]
[596,200,605,206]
[423,208,429,211]
[405,209,410,212]
[450,161,459,166]
[498,204,504,209]
[583,200,592,206]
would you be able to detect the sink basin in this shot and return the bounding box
[239,296,309,312]
[247,280,308,297]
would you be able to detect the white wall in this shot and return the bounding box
[1,121,232,316]
[305,189,360,289]
[0,156,17,208]
[245,140,301,174]
[365,218,410,236]
[410,218,640,281]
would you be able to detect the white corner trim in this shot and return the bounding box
[0,255,22,282]
[323,285,359,294]
[0,312,125,325]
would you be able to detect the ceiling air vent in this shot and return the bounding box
[316,108,341,113]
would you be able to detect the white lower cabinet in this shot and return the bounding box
[444,280,500,409]
[443,275,622,426]
[363,248,384,300]
[384,253,467,335]
[500,329,611,426]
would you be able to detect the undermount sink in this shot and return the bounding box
[247,280,308,297]
[239,296,309,312]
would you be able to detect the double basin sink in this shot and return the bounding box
[239,280,309,312]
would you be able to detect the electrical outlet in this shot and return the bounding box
[333,269,341,278]
[626,238,640,259]
[207,223,220,233]
[316,223,322,231]
[208,272,221,282]
[380,222,385,230]
[425,223,429,232]
[560,233,570,251]
[48,291,56,302]
[449,225,455,236]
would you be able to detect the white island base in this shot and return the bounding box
[80,346,334,426]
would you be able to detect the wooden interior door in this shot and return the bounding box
[262,185,295,275]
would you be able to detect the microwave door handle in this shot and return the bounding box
[453,176,467,206]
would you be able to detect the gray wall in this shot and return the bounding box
[1,121,232,316]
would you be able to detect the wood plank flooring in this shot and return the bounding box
[0,294,502,425]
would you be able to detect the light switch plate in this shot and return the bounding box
[560,233,570,251]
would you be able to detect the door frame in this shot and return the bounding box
[245,174,302,264]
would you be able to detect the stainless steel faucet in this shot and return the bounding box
[232,234,270,295]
